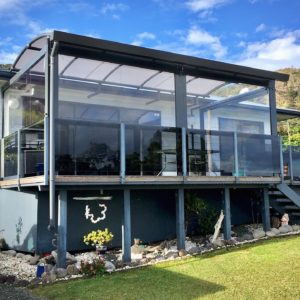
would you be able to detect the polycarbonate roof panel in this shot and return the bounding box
[31,36,48,49]
[186,76,225,96]
[31,58,45,73]
[106,65,158,86]
[88,62,119,81]
[14,49,40,70]
[143,72,174,91]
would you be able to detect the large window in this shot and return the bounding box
[3,58,45,136]
[186,77,270,135]
[56,55,176,175]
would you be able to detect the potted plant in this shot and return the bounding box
[83,228,113,253]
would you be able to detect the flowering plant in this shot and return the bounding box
[80,256,106,276]
[83,228,113,246]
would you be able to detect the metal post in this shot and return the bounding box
[279,136,284,183]
[122,189,131,262]
[181,127,187,177]
[289,146,294,181]
[17,130,22,183]
[233,132,239,177]
[223,187,231,240]
[120,123,126,183]
[44,115,49,185]
[262,188,271,232]
[268,80,278,136]
[49,41,59,230]
[57,190,67,268]
[176,188,185,250]
[175,74,187,128]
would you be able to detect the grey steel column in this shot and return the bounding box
[175,74,187,128]
[57,190,67,268]
[176,188,185,250]
[181,127,187,177]
[122,189,131,262]
[120,123,126,183]
[279,136,284,183]
[223,187,231,240]
[262,188,271,232]
[269,80,278,136]
[17,129,22,186]
[233,132,239,176]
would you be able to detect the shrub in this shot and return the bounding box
[80,256,106,276]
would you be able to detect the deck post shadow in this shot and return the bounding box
[176,188,185,250]
[122,189,131,262]
[57,190,67,268]
[223,187,231,240]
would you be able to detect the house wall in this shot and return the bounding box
[0,189,38,252]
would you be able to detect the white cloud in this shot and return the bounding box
[0,50,18,64]
[100,3,128,18]
[236,30,300,70]
[132,32,156,46]
[186,0,230,12]
[186,26,227,58]
[255,23,266,33]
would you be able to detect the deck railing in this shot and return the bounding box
[1,120,282,180]
[283,145,300,181]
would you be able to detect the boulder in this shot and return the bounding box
[0,238,8,250]
[43,254,55,265]
[164,250,178,259]
[56,268,67,278]
[29,254,40,265]
[266,231,276,237]
[279,225,293,234]
[104,261,116,273]
[131,253,143,260]
[253,229,265,239]
[238,233,254,242]
[16,253,26,259]
[212,237,224,247]
[271,228,280,235]
[178,249,187,257]
[188,246,201,254]
[66,264,80,276]
[2,250,17,257]
[292,224,300,231]
[131,245,146,255]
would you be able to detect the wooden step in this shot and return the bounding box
[276,198,291,203]
[284,206,300,210]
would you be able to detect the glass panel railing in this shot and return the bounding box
[291,146,300,181]
[4,132,18,177]
[21,120,44,177]
[237,133,280,176]
[187,130,235,176]
[56,119,120,175]
[125,125,181,176]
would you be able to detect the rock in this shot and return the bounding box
[266,231,276,237]
[281,213,289,225]
[5,275,16,284]
[271,228,280,235]
[29,254,40,265]
[185,241,197,252]
[0,238,8,250]
[28,278,42,288]
[178,249,187,257]
[41,272,49,284]
[49,271,57,283]
[292,224,300,231]
[51,250,57,260]
[253,229,265,239]
[16,253,26,259]
[212,237,224,247]
[272,216,281,228]
[66,264,80,276]
[56,268,67,278]
[164,250,178,259]
[279,225,293,234]
[45,264,54,273]
[2,250,17,257]
[131,245,146,255]
[43,254,55,265]
[188,246,201,254]
[224,239,237,246]
[104,261,116,273]
[146,252,159,259]
[131,253,143,260]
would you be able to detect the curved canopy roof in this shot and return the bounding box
[12,35,49,70]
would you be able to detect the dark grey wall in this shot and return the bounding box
[0,189,38,252]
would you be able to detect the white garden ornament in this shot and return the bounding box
[85,204,107,224]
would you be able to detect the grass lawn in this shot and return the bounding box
[32,235,300,300]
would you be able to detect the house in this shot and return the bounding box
[0,31,299,267]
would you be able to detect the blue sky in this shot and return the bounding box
[0,0,300,70]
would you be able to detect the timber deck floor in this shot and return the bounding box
[0,175,282,189]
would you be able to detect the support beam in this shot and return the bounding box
[57,190,67,268]
[120,123,126,183]
[175,74,187,128]
[122,189,131,262]
[269,80,278,136]
[181,127,187,177]
[233,131,239,176]
[262,188,271,232]
[223,187,231,240]
[176,188,185,250]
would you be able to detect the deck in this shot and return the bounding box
[0,175,282,189]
